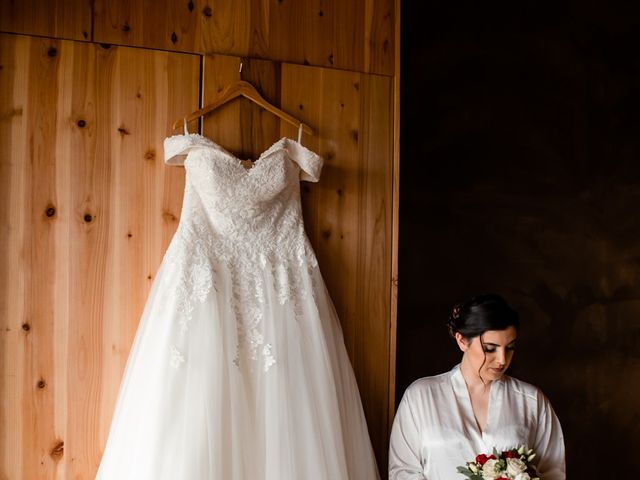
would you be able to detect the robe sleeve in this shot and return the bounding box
[532,393,566,480]
[389,390,426,480]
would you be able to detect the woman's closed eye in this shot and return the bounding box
[482,343,516,353]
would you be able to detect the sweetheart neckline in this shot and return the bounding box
[167,133,290,159]
[167,133,292,175]
[190,140,290,177]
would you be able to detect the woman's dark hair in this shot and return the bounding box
[447,293,520,339]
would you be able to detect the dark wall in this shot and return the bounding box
[398,2,640,477]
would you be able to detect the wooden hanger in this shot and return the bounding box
[172,80,314,135]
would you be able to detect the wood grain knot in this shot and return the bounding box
[336,188,343,197]
[100,43,112,49]
[50,441,64,460]
[83,213,93,223]
[187,1,194,11]
[45,206,56,217]
[22,323,30,332]
[37,379,46,389]
[47,47,57,57]
[328,53,334,65]
[353,82,360,91]
[7,107,23,118]
[322,229,332,239]
[82,31,88,39]
[144,149,156,160]
[319,10,324,16]
[202,5,213,17]
[127,232,133,238]
[147,274,152,280]
[77,119,86,128]
[299,104,304,110]
[117,126,130,136]
[163,211,177,222]
[121,23,130,32]
[326,151,335,161]
[351,130,359,141]
[171,32,178,44]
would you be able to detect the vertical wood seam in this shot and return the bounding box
[388,0,400,434]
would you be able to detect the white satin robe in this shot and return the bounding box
[389,365,565,480]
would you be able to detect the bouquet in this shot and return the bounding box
[456,446,540,480]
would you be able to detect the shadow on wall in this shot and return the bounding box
[398,1,640,477]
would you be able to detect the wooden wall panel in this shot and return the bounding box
[0,33,199,480]
[284,66,393,474]
[0,34,66,480]
[66,42,109,479]
[199,54,394,474]
[0,0,92,41]
[0,35,22,480]
[0,0,395,75]
[355,72,393,470]
[92,0,395,75]
[1,2,398,473]
[201,55,284,161]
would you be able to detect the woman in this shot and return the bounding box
[389,294,565,480]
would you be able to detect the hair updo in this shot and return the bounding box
[447,294,520,340]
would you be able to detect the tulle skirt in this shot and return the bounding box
[95,257,380,480]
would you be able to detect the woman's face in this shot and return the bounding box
[455,326,517,381]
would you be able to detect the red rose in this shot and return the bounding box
[502,451,516,459]
[496,478,510,480]
[476,453,497,465]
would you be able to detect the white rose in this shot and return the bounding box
[506,458,527,476]
[481,459,500,479]
[514,473,531,480]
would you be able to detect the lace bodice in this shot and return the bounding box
[165,134,321,265]
[162,134,323,371]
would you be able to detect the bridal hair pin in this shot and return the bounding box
[446,305,461,337]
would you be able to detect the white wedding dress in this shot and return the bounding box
[95,133,381,480]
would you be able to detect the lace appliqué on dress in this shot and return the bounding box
[170,345,186,368]
[162,137,322,372]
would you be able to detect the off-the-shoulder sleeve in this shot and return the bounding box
[164,135,194,165]
[285,139,323,182]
